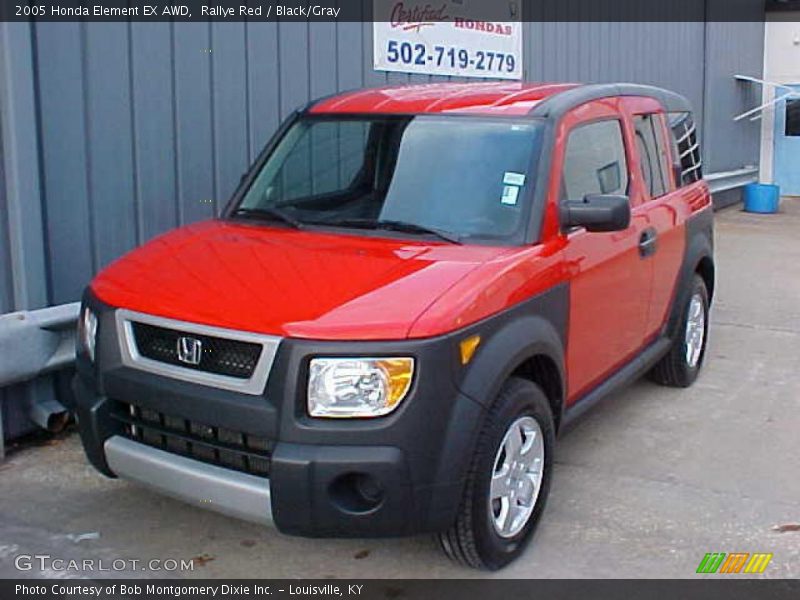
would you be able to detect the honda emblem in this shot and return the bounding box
[177,336,202,365]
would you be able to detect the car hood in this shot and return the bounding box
[91,220,512,340]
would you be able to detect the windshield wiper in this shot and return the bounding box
[378,220,463,244]
[232,206,304,229]
[319,218,462,244]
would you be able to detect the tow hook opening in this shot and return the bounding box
[329,472,385,514]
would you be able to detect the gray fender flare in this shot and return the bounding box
[666,213,714,341]
[458,315,566,416]
[425,314,566,528]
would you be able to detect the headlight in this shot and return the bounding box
[307,357,414,418]
[78,306,98,362]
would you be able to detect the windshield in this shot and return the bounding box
[232,115,544,243]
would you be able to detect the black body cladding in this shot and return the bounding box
[73,284,568,537]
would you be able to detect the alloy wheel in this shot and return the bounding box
[489,416,545,538]
[685,292,706,368]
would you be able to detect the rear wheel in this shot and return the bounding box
[438,378,555,570]
[650,274,710,387]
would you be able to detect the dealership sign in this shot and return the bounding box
[373,1,523,80]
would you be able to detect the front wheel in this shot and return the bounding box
[650,274,710,387]
[438,378,555,570]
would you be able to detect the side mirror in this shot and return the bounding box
[561,194,631,233]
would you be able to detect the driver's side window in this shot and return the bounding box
[258,120,369,205]
[562,120,629,201]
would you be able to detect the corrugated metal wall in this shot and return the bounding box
[0,116,9,316]
[27,17,764,307]
[703,20,764,172]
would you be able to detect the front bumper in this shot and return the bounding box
[104,435,273,525]
[73,292,486,537]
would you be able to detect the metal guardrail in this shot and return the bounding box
[0,302,79,458]
[706,166,759,194]
[0,302,80,386]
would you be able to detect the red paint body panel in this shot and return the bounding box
[91,220,512,340]
[310,82,578,116]
[89,83,713,405]
[409,239,567,338]
[622,99,691,340]
[551,96,712,403]
[544,98,652,401]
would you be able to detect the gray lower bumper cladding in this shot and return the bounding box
[104,436,273,525]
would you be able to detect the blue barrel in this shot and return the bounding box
[743,183,780,214]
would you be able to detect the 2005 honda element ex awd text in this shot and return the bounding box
[73,82,714,570]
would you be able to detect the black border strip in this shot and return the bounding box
[2,579,799,599]
[0,0,786,23]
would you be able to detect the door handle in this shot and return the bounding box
[639,227,658,258]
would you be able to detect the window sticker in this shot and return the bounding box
[503,171,526,186]
[501,185,520,206]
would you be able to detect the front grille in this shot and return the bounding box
[111,400,272,477]
[130,321,262,379]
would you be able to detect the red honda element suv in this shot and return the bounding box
[74,82,714,570]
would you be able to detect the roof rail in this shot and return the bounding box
[530,83,692,119]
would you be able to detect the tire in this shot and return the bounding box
[437,377,555,570]
[650,274,710,387]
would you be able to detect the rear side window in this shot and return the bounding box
[634,114,670,198]
[562,120,629,201]
[669,112,703,185]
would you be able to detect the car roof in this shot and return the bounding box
[309,82,579,116]
[307,82,692,118]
